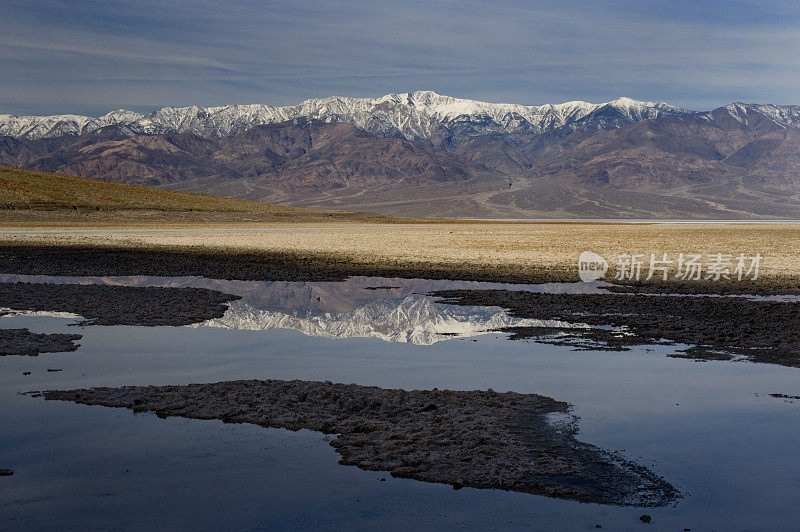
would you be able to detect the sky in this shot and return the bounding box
[1,0,799,116]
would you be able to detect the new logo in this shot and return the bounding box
[577,251,608,282]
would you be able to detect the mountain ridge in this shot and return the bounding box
[0,91,691,141]
[3,92,800,219]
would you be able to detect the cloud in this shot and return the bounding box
[1,0,798,115]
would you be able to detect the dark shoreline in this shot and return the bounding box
[37,379,680,507]
[4,243,800,367]
[0,244,572,284]
[434,290,800,367]
[3,243,800,294]
[0,282,239,326]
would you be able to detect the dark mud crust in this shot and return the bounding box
[0,328,81,355]
[3,244,800,294]
[39,379,679,507]
[499,326,644,351]
[607,281,800,296]
[0,282,239,326]
[434,290,800,367]
[0,245,573,284]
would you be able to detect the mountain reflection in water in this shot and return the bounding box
[0,274,604,345]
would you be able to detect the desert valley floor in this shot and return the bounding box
[1,221,799,529]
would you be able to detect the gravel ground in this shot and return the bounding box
[38,379,679,507]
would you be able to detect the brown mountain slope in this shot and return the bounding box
[1,120,473,191]
[485,106,800,218]
[529,106,800,189]
[2,104,800,218]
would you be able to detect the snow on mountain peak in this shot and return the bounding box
[600,96,684,121]
[719,102,800,128]
[0,92,694,141]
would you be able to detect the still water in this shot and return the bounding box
[1,275,798,530]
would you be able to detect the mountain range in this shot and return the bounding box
[2,91,800,218]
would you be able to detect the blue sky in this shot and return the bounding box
[1,0,798,115]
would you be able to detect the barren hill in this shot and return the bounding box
[0,166,404,225]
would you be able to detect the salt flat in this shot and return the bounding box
[2,221,800,290]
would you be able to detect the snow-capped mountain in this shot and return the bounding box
[703,102,800,128]
[4,95,800,219]
[0,109,144,140]
[195,296,576,345]
[0,91,690,141]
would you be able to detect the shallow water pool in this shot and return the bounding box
[1,275,798,530]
